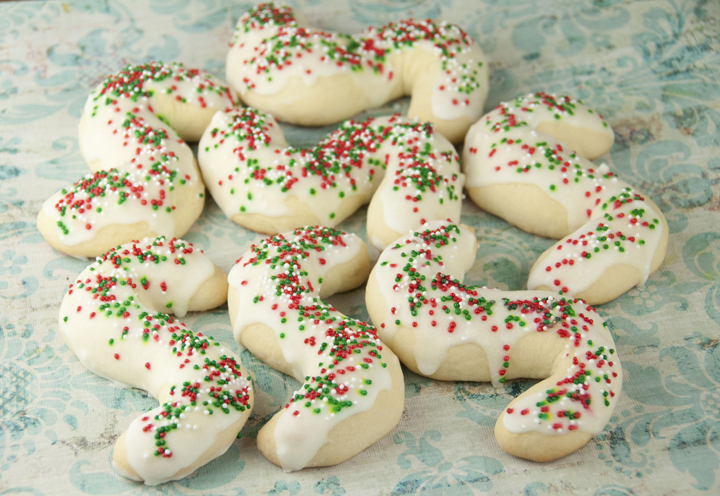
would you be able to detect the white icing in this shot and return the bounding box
[42,166,177,246]
[526,185,664,295]
[370,127,464,248]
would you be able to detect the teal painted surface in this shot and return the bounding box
[1,0,719,493]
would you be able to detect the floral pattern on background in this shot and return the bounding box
[1,0,720,494]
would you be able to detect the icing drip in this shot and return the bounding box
[42,62,236,248]
[59,237,252,485]
[463,92,665,296]
[227,3,488,121]
[228,226,394,470]
[199,109,463,249]
[372,222,621,436]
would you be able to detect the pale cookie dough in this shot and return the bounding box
[58,236,252,485]
[366,222,622,462]
[199,109,463,250]
[227,226,404,471]
[462,92,668,304]
[38,62,237,258]
[226,3,489,143]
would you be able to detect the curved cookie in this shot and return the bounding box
[199,109,463,250]
[59,236,252,485]
[228,226,404,471]
[462,92,668,304]
[367,222,622,462]
[38,62,237,257]
[226,3,488,143]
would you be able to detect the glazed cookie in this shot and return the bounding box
[199,109,463,250]
[227,226,404,471]
[462,93,668,304]
[59,236,252,485]
[38,62,237,258]
[226,3,488,143]
[366,222,622,462]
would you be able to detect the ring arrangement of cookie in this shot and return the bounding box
[39,2,668,485]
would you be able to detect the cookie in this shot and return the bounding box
[226,3,488,143]
[59,236,252,485]
[367,222,622,462]
[227,226,404,470]
[199,109,463,250]
[462,93,668,304]
[38,62,237,257]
